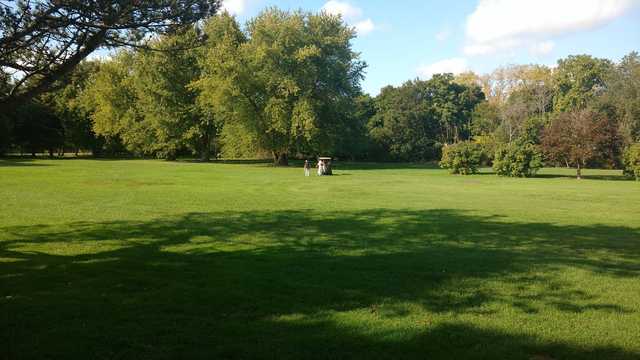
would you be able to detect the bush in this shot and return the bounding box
[474,134,499,165]
[493,142,544,177]
[440,141,483,175]
[623,143,640,181]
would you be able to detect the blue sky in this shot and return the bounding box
[223,0,640,95]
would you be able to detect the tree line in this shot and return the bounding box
[1,7,639,175]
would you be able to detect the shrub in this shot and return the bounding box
[623,143,640,181]
[473,134,499,165]
[440,141,483,175]
[493,142,544,177]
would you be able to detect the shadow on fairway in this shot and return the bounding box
[331,162,441,171]
[535,173,630,181]
[0,158,52,167]
[1,209,639,359]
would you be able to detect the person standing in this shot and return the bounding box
[304,160,310,177]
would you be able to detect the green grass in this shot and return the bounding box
[1,158,639,359]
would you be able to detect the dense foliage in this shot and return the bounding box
[369,74,484,161]
[493,142,543,177]
[195,10,366,165]
[623,143,640,180]
[0,0,220,110]
[439,141,483,175]
[0,6,638,175]
[541,110,615,179]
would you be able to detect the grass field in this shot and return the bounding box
[1,158,639,359]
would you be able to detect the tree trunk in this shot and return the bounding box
[200,134,210,162]
[576,164,582,179]
[48,148,54,158]
[273,152,289,166]
[200,147,210,162]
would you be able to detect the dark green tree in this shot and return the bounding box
[369,75,484,161]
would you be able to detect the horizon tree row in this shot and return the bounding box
[1,8,638,170]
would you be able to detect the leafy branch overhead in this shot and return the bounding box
[0,0,220,108]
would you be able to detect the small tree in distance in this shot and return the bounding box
[541,109,612,179]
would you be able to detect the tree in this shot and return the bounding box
[81,52,141,155]
[470,102,500,137]
[552,55,613,112]
[0,69,11,154]
[40,61,102,155]
[333,94,375,160]
[428,74,485,143]
[476,65,551,106]
[82,28,216,160]
[368,82,440,161]
[603,51,640,145]
[368,75,484,161]
[541,110,614,179]
[0,0,219,110]
[132,29,209,160]
[194,13,248,160]
[12,101,64,157]
[196,8,366,165]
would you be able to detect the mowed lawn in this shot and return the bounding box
[1,158,639,359]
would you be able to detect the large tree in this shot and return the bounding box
[541,109,615,179]
[0,0,219,110]
[84,30,214,160]
[552,55,613,112]
[196,9,366,165]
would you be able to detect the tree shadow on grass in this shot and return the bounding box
[535,173,630,181]
[1,209,639,359]
[334,162,441,171]
[0,158,52,167]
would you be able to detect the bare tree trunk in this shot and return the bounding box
[576,163,582,179]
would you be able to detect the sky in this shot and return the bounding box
[221,0,640,95]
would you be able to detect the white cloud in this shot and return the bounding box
[321,1,376,36]
[464,0,639,55]
[354,19,375,35]
[417,58,469,79]
[529,40,555,56]
[321,0,362,20]
[222,0,246,15]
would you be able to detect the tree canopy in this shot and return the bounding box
[196,9,366,165]
[0,0,220,110]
